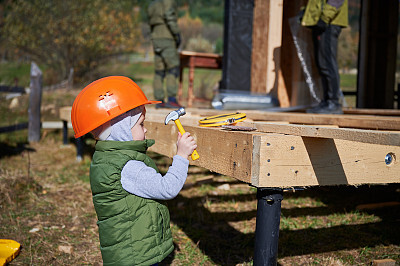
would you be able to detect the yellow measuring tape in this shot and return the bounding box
[199,112,246,127]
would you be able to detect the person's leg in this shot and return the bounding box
[329,25,343,105]
[166,66,180,105]
[311,25,343,114]
[152,41,166,102]
[321,25,341,106]
[162,40,180,105]
[306,28,328,113]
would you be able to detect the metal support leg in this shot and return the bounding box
[62,120,68,145]
[254,188,283,266]
[76,137,83,162]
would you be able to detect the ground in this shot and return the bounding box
[0,125,399,265]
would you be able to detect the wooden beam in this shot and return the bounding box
[251,0,283,95]
[145,120,255,184]
[255,134,400,187]
[144,118,400,187]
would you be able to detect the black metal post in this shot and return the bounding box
[76,137,83,161]
[63,120,68,145]
[254,188,283,266]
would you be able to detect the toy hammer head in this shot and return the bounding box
[165,107,186,125]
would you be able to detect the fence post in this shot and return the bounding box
[28,62,43,142]
[68,67,74,90]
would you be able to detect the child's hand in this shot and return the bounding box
[176,132,197,159]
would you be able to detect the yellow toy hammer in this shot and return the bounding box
[165,107,200,161]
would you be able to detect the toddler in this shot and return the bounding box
[71,76,197,265]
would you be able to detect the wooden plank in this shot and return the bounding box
[277,68,290,108]
[281,0,304,106]
[251,0,269,94]
[59,107,400,147]
[241,121,400,146]
[148,111,400,146]
[343,108,400,116]
[246,111,400,130]
[180,50,221,59]
[251,0,283,94]
[59,106,72,121]
[61,106,400,131]
[188,109,400,131]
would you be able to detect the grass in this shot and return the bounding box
[0,60,399,265]
[0,62,32,87]
[340,73,357,108]
[340,73,357,91]
[1,137,399,265]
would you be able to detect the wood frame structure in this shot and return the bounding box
[144,108,400,188]
[60,106,400,187]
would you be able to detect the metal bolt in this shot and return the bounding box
[290,146,295,150]
[385,153,394,165]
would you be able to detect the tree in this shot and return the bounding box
[2,0,141,82]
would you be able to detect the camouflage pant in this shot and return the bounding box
[152,39,180,101]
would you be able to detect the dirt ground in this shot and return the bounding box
[1,129,399,265]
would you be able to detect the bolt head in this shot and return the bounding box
[385,153,393,165]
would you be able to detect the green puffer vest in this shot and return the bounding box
[90,139,174,266]
[301,0,348,27]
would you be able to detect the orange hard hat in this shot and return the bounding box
[71,76,161,138]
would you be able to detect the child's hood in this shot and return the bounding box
[93,105,144,141]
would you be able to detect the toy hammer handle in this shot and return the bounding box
[174,119,200,161]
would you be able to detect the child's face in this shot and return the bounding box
[131,111,147,141]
